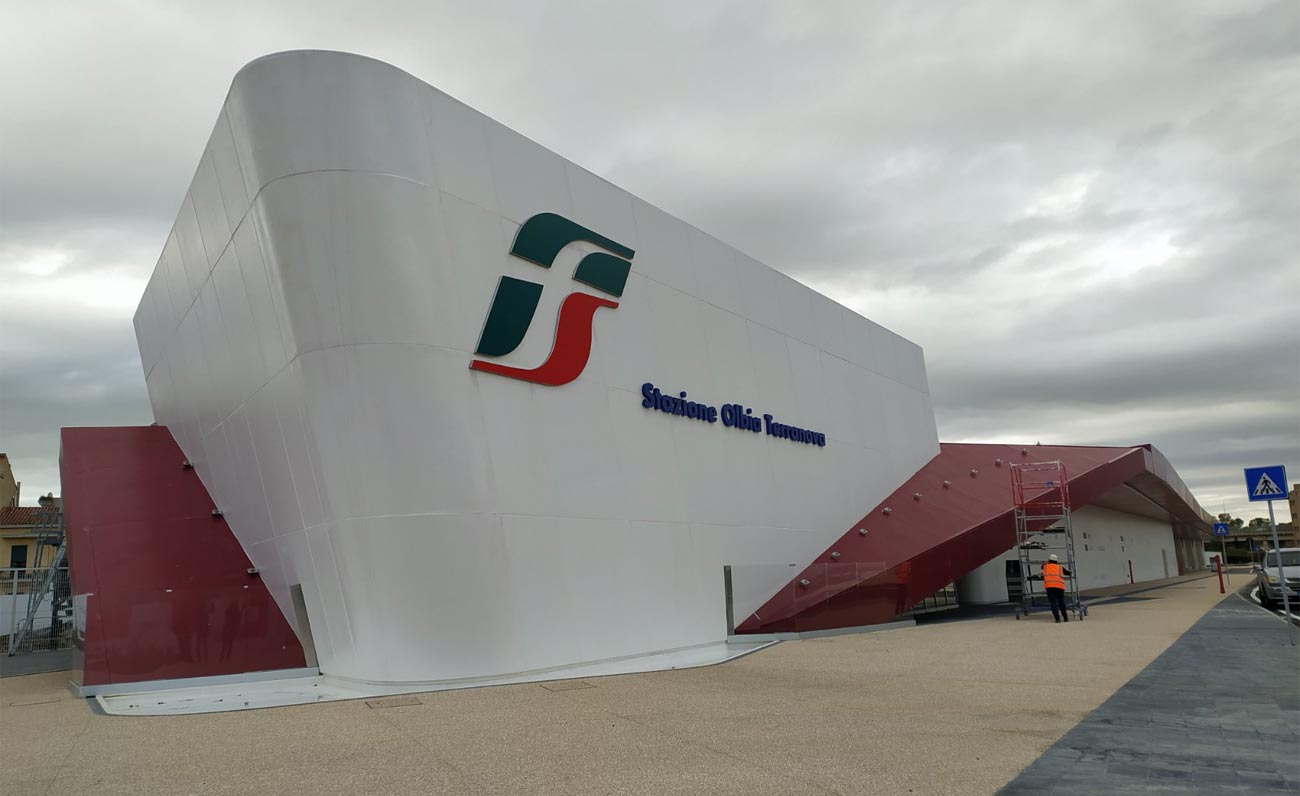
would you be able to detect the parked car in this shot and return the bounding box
[1254,548,1300,609]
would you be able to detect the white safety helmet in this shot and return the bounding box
[1048,554,1059,562]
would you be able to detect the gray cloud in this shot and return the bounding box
[1,0,1296,520]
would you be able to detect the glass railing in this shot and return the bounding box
[728,562,908,634]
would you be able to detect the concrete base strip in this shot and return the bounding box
[72,666,320,698]
[94,639,775,716]
[730,618,915,642]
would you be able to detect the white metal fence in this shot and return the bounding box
[1,567,74,655]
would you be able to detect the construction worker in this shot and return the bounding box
[1042,554,1072,623]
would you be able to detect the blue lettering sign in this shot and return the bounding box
[641,382,718,424]
[640,382,826,448]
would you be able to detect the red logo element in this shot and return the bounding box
[470,293,617,386]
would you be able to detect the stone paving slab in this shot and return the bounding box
[0,648,76,678]
[997,593,1300,794]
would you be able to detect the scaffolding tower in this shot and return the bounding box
[1010,461,1086,621]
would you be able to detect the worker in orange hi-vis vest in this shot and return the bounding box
[1042,554,1072,623]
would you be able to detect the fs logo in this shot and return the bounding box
[470,213,634,386]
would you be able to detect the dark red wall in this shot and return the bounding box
[61,426,305,686]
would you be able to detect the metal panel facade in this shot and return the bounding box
[131,51,939,684]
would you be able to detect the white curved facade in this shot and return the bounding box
[132,51,938,684]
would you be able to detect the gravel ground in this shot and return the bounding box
[1,573,1230,795]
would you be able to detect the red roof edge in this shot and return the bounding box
[735,442,1208,634]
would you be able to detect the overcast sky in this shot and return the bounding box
[1,1,1296,520]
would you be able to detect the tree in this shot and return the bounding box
[1217,513,1245,530]
[1247,517,1271,529]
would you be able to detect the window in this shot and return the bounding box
[1264,551,1300,568]
[9,544,29,569]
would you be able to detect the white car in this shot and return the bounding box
[1254,548,1300,609]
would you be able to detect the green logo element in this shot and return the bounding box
[471,213,635,386]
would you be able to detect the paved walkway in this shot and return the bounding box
[0,575,1238,795]
[997,593,1300,794]
[915,571,1219,625]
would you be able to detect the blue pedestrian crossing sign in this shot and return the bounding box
[1244,465,1288,502]
[1213,522,1230,537]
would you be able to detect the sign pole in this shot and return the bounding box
[1212,522,1232,583]
[1265,500,1296,643]
[1243,465,1293,643]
